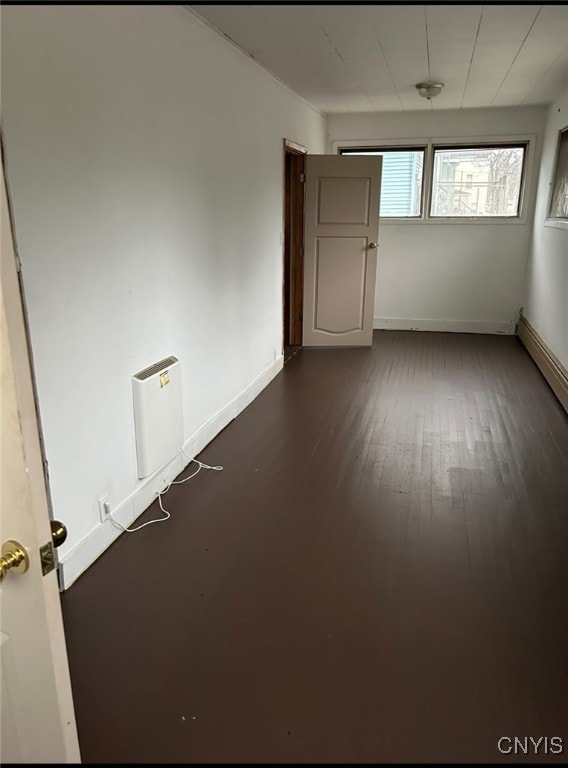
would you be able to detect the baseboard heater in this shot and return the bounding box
[517,315,568,415]
[132,356,183,479]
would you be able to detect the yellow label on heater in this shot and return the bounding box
[160,371,170,388]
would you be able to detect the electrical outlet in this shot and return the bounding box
[98,493,110,522]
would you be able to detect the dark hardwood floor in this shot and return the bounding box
[61,331,568,764]
[284,343,301,364]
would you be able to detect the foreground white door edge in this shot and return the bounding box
[303,154,381,347]
[1,156,81,762]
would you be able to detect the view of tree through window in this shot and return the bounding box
[430,145,525,217]
[340,148,424,217]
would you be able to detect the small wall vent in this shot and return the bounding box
[134,356,179,381]
[132,356,183,479]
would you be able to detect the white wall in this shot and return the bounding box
[522,88,568,369]
[327,107,547,334]
[1,5,326,585]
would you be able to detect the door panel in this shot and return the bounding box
[1,155,80,763]
[303,155,381,347]
[317,177,371,225]
[315,237,367,333]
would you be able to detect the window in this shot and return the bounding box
[337,140,530,221]
[340,147,425,217]
[430,144,526,218]
[548,126,568,220]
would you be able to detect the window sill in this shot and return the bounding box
[544,219,568,231]
[380,217,527,225]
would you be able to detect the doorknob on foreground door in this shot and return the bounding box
[368,242,378,249]
[0,540,29,583]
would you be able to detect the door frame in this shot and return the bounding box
[282,138,306,348]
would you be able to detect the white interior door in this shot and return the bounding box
[303,154,381,346]
[1,158,81,763]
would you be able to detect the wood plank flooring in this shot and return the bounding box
[61,331,568,763]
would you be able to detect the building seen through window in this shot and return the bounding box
[340,143,526,219]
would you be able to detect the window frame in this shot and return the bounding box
[332,135,535,225]
[545,124,568,231]
[429,142,528,220]
[339,144,427,219]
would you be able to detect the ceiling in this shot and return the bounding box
[188,4,568,113]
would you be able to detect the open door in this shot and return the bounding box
[303,154,381,347]
[1,153,80,762]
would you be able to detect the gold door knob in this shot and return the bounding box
[368,242,378,249]
[51,520,67,548]
[0,540,29,583]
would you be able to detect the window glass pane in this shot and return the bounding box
[431,146,524,217]
[342,149,424,217]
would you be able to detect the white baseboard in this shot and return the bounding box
[373,317,515,335]
[59,355,284,589]
[517,314,568,414]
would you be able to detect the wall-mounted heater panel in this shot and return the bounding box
[132,356,183,479]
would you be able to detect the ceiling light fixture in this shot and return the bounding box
[416,81,445,100]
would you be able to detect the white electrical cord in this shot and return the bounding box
[107,453,223,534]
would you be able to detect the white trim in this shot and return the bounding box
[331,133,537,225]
[544,219,568,230]
[517,314,568,413]
[332,137,431,152]
[331,134,536,153]
[544,123,568,224]
[378,217,529,226]
[373,318,515,335]
[58,355,284,589]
